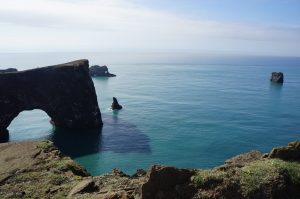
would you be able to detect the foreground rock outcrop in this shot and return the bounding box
[89,65,116,77]
[0,141,89,198]
[270,72,284,83]
[268,140,300,160]
[0,60,102,136]
[1,141,300,199]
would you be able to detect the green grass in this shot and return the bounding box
[193,169,226,187]
[193,158,300,197]
[271,159,300,185]
[239,160,278,194]
[36,140,54,152]
[240,159,300,194]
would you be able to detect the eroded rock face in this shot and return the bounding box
[0,60,102,135]
[268,141,300,160]
[89,65,116,77]
[270,72,284,83]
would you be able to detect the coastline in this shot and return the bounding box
[0,140,299,199]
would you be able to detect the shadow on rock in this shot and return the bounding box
[50,114,150,158]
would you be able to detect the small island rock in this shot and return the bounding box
[111,97,122,110]
[270,72,284,83]
[89,65,116,77]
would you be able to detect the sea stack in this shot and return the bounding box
[0,60,103,137]
[111,97,122,110]
[89,65,116,77]
[270,72,284,83]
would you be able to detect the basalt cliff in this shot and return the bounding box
[0,140,299,199]
[0,60,102,138]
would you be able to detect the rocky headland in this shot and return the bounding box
[0,141,299,199]
[89,65,116,77]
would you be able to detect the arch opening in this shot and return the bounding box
[7,109,53,142]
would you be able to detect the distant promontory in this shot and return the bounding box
[89,65,116,77]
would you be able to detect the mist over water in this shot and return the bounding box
[4,52,300,175]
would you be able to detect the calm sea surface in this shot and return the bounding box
[1,52,300,175]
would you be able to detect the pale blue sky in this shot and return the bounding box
[0,0,299,56]
[138,0,300,25]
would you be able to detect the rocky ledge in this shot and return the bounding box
[0,141,300,199]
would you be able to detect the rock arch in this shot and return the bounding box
[0,60,102,136]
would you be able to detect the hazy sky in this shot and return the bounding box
[0,0,299,56]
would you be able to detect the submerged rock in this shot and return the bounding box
[0,59,102,137]
[111,97,123,110]
[89,65,116,77]
[270,72,284,83]
[0,68,18,73]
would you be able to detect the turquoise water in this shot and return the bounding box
[2,52,300,175]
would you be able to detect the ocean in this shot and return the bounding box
[2,52,300,175]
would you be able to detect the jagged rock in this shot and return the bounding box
[111,97,123,110]
[268,141,300,160]
[112,168,129,177]
[0,68,18,73]
[0,60,102,137]
[132,169,147,178]
[142,165,196,199]
[270,72,284,83]
[89,65,116,77]
[68,179,97,197]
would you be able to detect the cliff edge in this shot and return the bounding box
[0,141,300,199]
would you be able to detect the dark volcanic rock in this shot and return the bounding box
[268,141,300,160]
[111,97,123,110]
[142,165,196,199]
[0,60,102,136]
[270,72,284,83]
[89,65,116,77]
[0,68,18,73]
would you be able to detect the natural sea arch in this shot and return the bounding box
[0,60,102,139]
